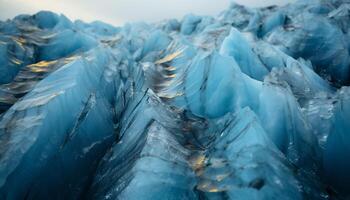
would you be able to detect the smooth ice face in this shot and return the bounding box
[220,28,268,80]
[324,87,350,193]
[180,14,202,35]
[0,0,350,199]
[183,51,254,118]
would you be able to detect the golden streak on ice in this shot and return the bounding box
[28,60,58,73]
[15,37,26,44]
[28,60,58,68]
[11,58,22,65]
[166,74,176,78]
[63,55,81,63]
[165,66,176,71]
[208,188,220,193]
[12,36,26,50]
[155,49,184,64]
[30,68,47,73]
[197,181,222,193]
[216,173,230,182]
[189,154,206,171]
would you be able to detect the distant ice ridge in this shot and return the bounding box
[0,0,349,199]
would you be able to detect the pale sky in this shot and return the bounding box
[0,0,295,26]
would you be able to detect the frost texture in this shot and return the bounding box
[0,0,349,199]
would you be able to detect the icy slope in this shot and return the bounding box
[0,0,350,199]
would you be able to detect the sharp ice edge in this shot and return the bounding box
[0,1,349,199]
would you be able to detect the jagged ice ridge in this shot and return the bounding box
[0,0,350,199]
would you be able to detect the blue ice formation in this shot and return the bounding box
[0,0,350,199]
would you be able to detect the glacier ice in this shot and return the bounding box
[0,47,117,199]
[220,28,268,80]
[0,0,350,199]
[324,87,350,194]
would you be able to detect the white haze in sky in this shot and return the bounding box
[0,0,295,25]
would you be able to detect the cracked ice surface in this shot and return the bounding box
[0,0,350,199]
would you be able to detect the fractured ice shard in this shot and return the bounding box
[0,0,350,199]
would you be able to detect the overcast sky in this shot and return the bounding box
[0,0,295,25]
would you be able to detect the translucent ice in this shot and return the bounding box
[324,87,350,193]
[0,48,117,199]
[220,28,268,80]
[0,0,349,199]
